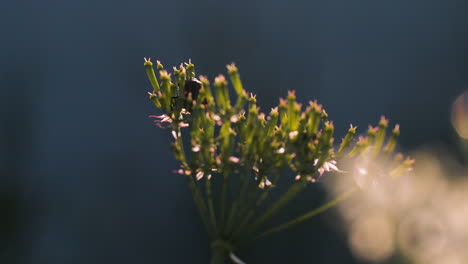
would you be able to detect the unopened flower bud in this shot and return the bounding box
[266,107,279,137]
[337,124,357,157]
[320,121,334,149]
[159,70,173,112]
[227,63,244,96]
[383,124,400,155]
[307,100,322,136]
[347,136,369,158]
[214,74,231,111]
[156,60,164,70]
[373,116,389,156]
[148,92,162,108]
[144,58,160,92]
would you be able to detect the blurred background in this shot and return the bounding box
[0,0,467,263]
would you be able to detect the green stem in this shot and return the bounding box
[186,175,213,238]
[211,250,227,264]
[251,186,359,242]
[218,172,228,233]
[224,167,251,236]
[211,240,234,264]
[224,201,238,237]
[234,178,307,244]
[228,176,261,237]
[205,176,218,234]
[174,125,214,238]
[231,172,281,237]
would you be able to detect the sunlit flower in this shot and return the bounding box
[149,114,171,124]
[192,145,201,152]
[258,177,272,189]
[315,159,345,179]
[149,114,189,128]
[196,170,204,180]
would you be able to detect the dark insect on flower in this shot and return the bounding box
[184,78,202,101]
[183,78,207,111]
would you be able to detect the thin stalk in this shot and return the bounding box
[227,176,261,237]
[254,172,282,211]
[174,125,214,238]
[224,201,238,237]
[186,175,213,238]
[231,172,281,236]
[234,178,307,244]
[224,167,251,236]
[210,250,227,264]
[251,186,359,242]
[211,240,234,264]
[218,172,228,234]
[205,176,218,234]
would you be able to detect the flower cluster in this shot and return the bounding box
[143,58,413,263]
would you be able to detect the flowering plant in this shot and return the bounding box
[143,58,414,263]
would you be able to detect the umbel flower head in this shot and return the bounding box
[143,58,414,263]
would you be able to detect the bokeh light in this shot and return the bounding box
[349,211,395,262]
[451,90,468,139]
[328,148,468,263]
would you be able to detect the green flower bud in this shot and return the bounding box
[336,124,357,157]
[258,113,267,127]
[159,70,173,112]
[144,58,160,93]
[307,101,322,137]
[245,106,259,146]
[199,76,215,108]
[227,63,244,96]
[320,121,334,149]
[347,137,369,158]
[321,110,329,122]
[390,157,415,178]
[148,92,162,108]
[220,122,234,162]
[287,91,297,130]
[290,102,301,131]
[248,93,257,108]
[279,98,288,128]
[156,60,164,70]
[366,125,378,145]
[266,107,279,137]
[176,65,186,97]
[214,75,231,112]
[383,124,400,155]
[373,116,389,156]
[186,60,196,79]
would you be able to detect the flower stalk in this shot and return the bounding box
[143,59,413,262]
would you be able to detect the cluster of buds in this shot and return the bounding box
[144,58,413,262]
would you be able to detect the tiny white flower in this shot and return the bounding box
[171,130,179,140]
[314,159,345,179]
[230,115,239,123]
[196,171,204,181]
[258,177,272,189]
[252,165,259,173]
[149,114,172,124]
[192,145,201,152]
[289,131,299,140]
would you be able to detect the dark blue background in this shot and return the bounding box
[1,0,467,263]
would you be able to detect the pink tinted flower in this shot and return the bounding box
[314,159,345,179]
